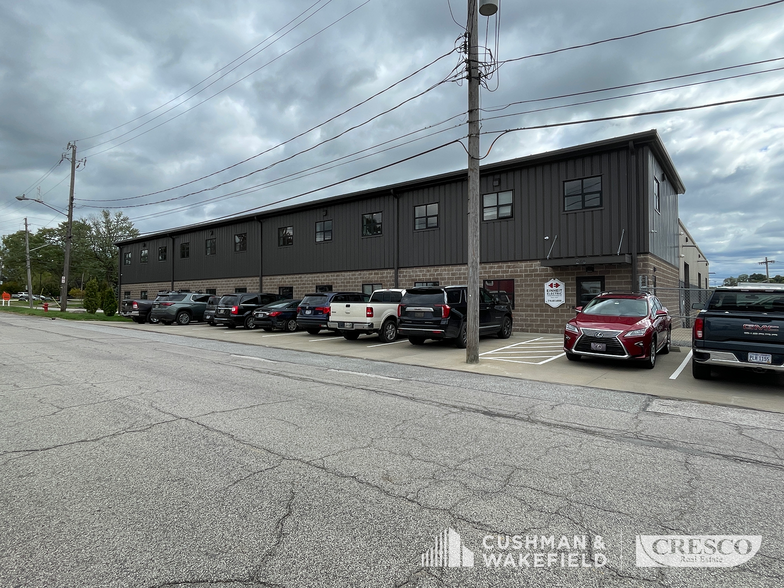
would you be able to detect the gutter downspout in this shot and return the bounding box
[255,216,264,292]
[392,189,399,288]
[169,235,175,291]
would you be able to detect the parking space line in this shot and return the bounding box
[328,369,400,381]
[261,332,302,337]
[480,337,565,365]
[367,339,409,348]
[230,354,276,363]
[670,350,693,380]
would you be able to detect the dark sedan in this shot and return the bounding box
[251,299,301,332]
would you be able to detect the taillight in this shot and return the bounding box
[132,302,138,310]
[397,304,402,317]
[161,302,174,307]
[231,305,239,315]
[269,311,281,317]
[435,304,451,318]
[694,317,704,340]
[297,306,302,314]
[366,306,373,318]
[314,306,330,318]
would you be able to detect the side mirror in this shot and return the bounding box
[655,309,668,317]
[574,306,583,314]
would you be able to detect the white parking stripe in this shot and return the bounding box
[328,369,400,381]
[480,337,565,365]
[670,350,693,380]
[367,339,409,348]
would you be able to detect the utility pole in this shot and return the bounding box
[24,218,33,310]
[758,257,776,282]
[60,142,80,312]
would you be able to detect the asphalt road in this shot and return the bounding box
[1,313,783,587]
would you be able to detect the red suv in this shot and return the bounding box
[563,292,671,369]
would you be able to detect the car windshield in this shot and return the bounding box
[583,298,648,317]
[402,292,444,305]
[301,295,328,306]
[708,292,784,313]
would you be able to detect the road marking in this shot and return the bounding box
[230,354,276,363]
[480,337,566,365]
[367,339,409,348]
[308,336,346,343]
[328,369,400,381]
[670,350,693,380]
[261,332,302,337]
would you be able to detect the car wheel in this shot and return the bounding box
[244,316,257,330]
[408,336,425,345]
[497,316,513,339]
[342,331,360,340]
[643,336,657,369]
[455,323,468,349]
[692,359,711,380]
[176,311,191,326]
[285,319,298,332]
[659,328,671,354]
[306,328,320,335]
[565,351,581,361]
[379,319,397,343]
[148,315,159,324]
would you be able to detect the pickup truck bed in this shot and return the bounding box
[692,285,784,379]
[328,289,404,342]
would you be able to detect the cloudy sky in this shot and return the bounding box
[1,0,782,284]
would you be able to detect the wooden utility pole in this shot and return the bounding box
[60,142,77,312]
[24,218,33,310]
[759,257,776,282]
[466,0,481,363]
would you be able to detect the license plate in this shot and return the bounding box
[305,310,312,315]
[591,342,606,352]
[749,352,772,364]
[342,322,353,328]
[415,312,424,318]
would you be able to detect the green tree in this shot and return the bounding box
[86,211,140,285]
[723,276,738,286]
[83,278,101,314]
[101,286,117,317]
[748,273,767,283]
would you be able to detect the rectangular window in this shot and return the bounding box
[123,291,131,299]
[124,252,132,265]
[279,286,294,299]
[205,288,217,295]
[315,220,332,242]
[140,248,149,263]
[362,283,382,297]
[653,177,661,213]
[205,238,216,256]
[140,290,148,300]
[414,281,439,287]
[564,176,602,211]
[315,284,333,293]
[414,203,438,230]
[278,226,293,247]
[362,212,382,236]
[158,246,167,262]
[484,279,515,309]
[180,242,190,258]
[235,287,247,293]
[234,233,247,252]
[482,191,513,221]
[577,277,605,307]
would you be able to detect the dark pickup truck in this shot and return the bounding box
[120,298,159,323]
[692,284,784,379]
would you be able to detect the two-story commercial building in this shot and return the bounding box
[117,129,687,334]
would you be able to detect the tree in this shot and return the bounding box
[83,278,101,314]
[86,211,140,285]
[723,277,738,286]
[101,286,117,317]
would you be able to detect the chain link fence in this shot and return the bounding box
[642,285,713,346]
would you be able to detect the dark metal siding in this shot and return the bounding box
[646,147,679,266]
[172,221,260,281]
[118,237,171,284]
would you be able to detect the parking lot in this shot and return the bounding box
[115,321,784,413]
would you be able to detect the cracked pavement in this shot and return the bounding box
[1,313,783,587]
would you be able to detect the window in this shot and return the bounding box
[140,290,148,300]
[414,281,439,287]
[234,233,247,252]
[363,283,382,297]
[279,286,294,299]
[234,287,247,293]
[362,212,382,236]
[315,284,333,293]
[484,279,515,309]
[206,288,217,295]
[180,242,190,258]
[278,226,293,247]
[414,203,438,230]
[158,246,167,262]
[577,277,605,307]
[124,252,132,265]
[564,176,602,211]
[123,291,131,299]
[205,238,216,256]
[653,177,660,213]
[315,220,332,242]
[482,191,513,220]
[140,248,149,263]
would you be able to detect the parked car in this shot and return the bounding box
[121,297,160,324]
[328,288,405,342]
[214,292,287,329]
[397,286,513,347]
[203,295,223,326]
[692,284,784,379]
[297,292,367,335]
[562,292,671,369]
[251,299,302,332]
[151,292,211,325]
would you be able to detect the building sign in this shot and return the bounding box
[544,279,565,308]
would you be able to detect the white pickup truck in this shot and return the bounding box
[328,288,405,342]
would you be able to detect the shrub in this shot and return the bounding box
[83,279,101,314]
[102,288,117,317]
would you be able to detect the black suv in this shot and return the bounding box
[203,295,223,326]
[398,286,513,347]
[297,292,367,335]
[214,292,287,329]
[150,292,210,325]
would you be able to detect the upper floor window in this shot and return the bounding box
[564,176,602,211]
[415,203,438,230]
[278,226,293,247]
[158,246,167,262]
[415,281,439,287]
[316,220,332,242]
[234,233,247,252]
[362,212,382,236]
[180,242,190,259]
[140,248,149,263]
[205,238,216,256]
[483,191,513,220]
[653,177,661,213]
[123,252,132,265]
